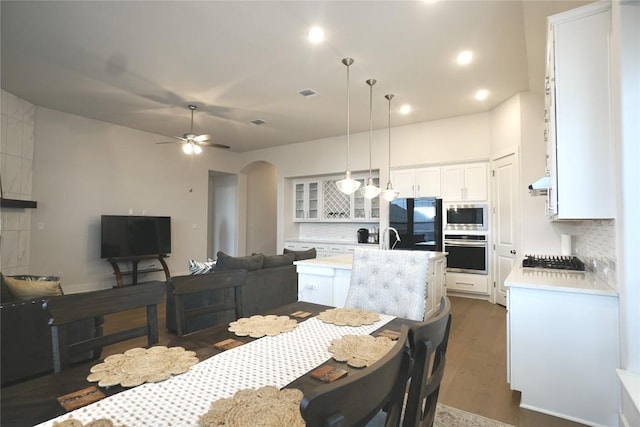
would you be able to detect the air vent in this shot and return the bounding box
[250,119,267,125]
[298,88,319,98]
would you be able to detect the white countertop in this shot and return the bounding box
[505,265,617,296]
[294,251,448,270]
[286,239,379,247]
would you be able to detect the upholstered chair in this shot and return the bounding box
[345,248,430,321]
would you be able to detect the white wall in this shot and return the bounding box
[30,106,239,292]
[242,161,277,256]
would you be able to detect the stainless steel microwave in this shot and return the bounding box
[444,204,488,231]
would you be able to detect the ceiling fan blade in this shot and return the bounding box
[194,134,211,143]
[199,142,231,150]
[156,141,178,144]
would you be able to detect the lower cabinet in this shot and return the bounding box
[445,272,488,294]
[507,286,619,426]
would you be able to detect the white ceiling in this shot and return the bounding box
[1,0,591,153]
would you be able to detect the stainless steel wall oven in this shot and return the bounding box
[444,234,488,274]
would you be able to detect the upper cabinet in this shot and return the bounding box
[293,174,380,222]
[392,167,441,198]
[441,162,488,202]
[293,179,321,221]
[545,2,614,219]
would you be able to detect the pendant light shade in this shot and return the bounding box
[382,94,399,202]
[361,78,381,199]
[336,58,361,195]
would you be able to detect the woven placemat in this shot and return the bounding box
[316,307,381,326]
[199,386,305,427]
[87,346,198,388]
[228,315,297,338]
[53,418,125,427]
[328,335,395,368]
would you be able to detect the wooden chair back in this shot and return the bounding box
[403,296,452,427]
[300,326,411,427]
[44,281,165,372]
[169,269,247,336]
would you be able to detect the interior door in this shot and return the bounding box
[492,151,520,306]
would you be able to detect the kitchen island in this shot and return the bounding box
[505,265,618,427]
[295,251,447,320]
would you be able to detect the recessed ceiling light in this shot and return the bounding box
[400,104,412,115]
[475,89,489,101]
[456,50,473,66]
[308,26,325,44]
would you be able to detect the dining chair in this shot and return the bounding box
[345,248,430,321]
[402,296,452,427]
[300,325,411,427]
[44,280,165,372]
[168,269,247,336]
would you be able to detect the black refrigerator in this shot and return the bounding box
[389,197,443,251]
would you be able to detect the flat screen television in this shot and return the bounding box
[100,215,171,259]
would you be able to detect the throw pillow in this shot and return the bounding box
[262,253,295,269]
[3,276,63,300]
[215,251,264,271]
[188,259,215,275]
[283,247,317,261]
[0,273,14,302]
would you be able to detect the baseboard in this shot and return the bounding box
[519,403,611,427]
[446,290,490,301]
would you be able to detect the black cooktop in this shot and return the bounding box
[522,255,586,272]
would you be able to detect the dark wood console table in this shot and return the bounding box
[107,255,170,287]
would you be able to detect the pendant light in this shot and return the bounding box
[382,94,399,202]
[361,78,381,199]
[336,58,361,195]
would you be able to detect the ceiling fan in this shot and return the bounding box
[157,104,230,154]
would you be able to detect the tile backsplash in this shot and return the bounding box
[298,222,379,243]
[573,219,617,287]
[1,90,35,276]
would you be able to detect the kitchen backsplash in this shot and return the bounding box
[573,219,617,287]
[298,222,378,243]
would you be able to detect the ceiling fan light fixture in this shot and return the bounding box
[182,143,194,155]
[193,144,203,154]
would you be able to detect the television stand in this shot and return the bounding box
[107,255,170,287]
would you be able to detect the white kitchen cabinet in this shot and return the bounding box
[505,266,619,426]
[545,2,614,219]
[352,177,380,221]
[292,173,380,222]
[441,163,487,202]
[392,167,441,198]
[445,271,488,295]
[293,179,321,221]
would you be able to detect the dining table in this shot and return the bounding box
[1,301,418,427]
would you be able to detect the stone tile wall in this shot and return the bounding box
[1,90,35,275]
[574,219,617,287]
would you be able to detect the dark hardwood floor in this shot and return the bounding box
[100,295,585,426]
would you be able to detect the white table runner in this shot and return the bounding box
[37,314,394,426]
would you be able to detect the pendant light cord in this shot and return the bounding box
[346,62,351,171]
[368,80,374,178]
[386,94,394,187]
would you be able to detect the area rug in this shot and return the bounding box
[434,403,516,427]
